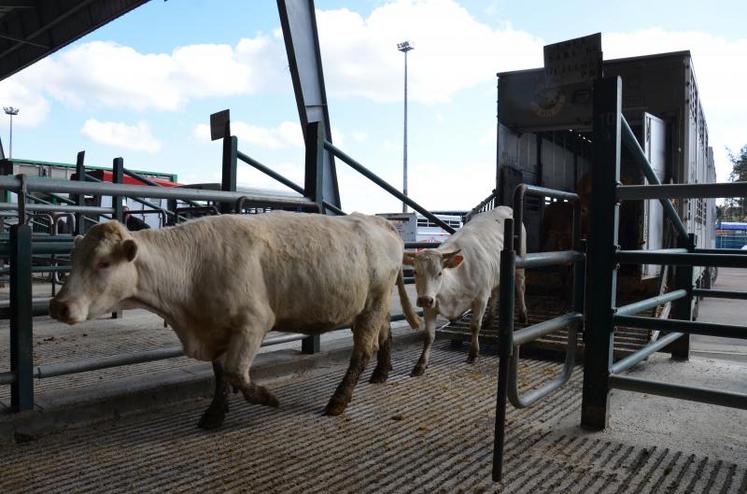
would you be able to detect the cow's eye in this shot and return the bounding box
[438,271,443,276]
[97,261,111,270]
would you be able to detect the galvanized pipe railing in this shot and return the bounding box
[324,141,455,234]
[236,150,345,216]
[615,289,687,317]
[608,374,747,410]
[620,116,689,240]
[493,181,586,481]
[617,181,747,200]
[609,332,683,374]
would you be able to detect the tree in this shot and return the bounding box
[726,145,747,219]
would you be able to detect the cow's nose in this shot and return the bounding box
[417,296,434,308]
[49,299,70,322]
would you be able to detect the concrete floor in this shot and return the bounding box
[0,272,746,492]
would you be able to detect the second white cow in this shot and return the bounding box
[403,206,527,376]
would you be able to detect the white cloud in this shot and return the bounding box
[352,131,368,143]
[0,36,287,117]
[193,120,303,150]
[0,78,50,127]
[81,119,161,153]
[316,1,543,104]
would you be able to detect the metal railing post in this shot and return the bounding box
[112,157,124,222]
[304,121,325,209]
[74,151,85,235]
[220,135,238,214]
[301,121,323,353]
[581,76,622,431]
[493,218,515,481]
[10,220,33,411]
[668,233,695,360]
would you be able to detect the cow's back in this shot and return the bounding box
[439,207,512,290]
[173,212,402,333]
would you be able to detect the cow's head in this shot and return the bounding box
[402,248,463,309]
[50,221,139,324]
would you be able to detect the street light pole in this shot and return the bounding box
[397,41,414,214]
[3,107,19,159]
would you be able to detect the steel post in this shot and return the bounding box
[112,157,124,222]
[668,234,694,360]
[581,77,622,431]
[492,218,515,482]
[74,151,85,235]
[304,121,325,208]
[10,223,33,411]
[220,136,238,214]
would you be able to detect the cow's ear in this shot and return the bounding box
[73,235,84,247]
[121,239,138,262]
[443,254,463,269]
[441,250,463,269]
[403,252,417,266]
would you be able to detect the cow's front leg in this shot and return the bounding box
[370,324,392,384]
[467,297,489,363]
[223,327,279,409]
[411,308,437,377]
[326,309,384,416]
[198,360,230,430]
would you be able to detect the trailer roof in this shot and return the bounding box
[0,0,148,83]
[496,50,692,77]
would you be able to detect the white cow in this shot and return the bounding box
[49,212,420,429]
[403,206,527,376]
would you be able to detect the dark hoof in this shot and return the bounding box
[410,365,426,377]
[369,368,389,384]
[197,407,226,430]
[466,354,477,364]
[243,386,279,408]
[519,313,529,325]
[325,396,349,416]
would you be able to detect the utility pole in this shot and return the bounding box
[397,41,414,213]
[4,107,19,159]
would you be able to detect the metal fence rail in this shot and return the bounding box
[493,181,586,481]
[580,76,747,435]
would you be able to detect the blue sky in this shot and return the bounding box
[0,0,745,213]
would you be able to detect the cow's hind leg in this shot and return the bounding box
[325,309,384,416]
[467,297,489,363]
[198,360,230,430]
[411,308,437,377]
[370,323,392,384]
[223,327,279,409]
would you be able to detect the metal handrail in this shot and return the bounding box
[323,140,456,234]
[513,183,580,247]
[620,116,689,240]
[617,181,747,200]
[616,250,747,268]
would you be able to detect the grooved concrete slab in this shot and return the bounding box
[1,342,745,493]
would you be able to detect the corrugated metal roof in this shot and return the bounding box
[0,0,150,81]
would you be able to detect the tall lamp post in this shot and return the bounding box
[397,41,414,213]
[3,107,19,159]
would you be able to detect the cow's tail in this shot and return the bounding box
[396,270,422,329]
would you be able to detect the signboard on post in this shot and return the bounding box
[543,33,602,87]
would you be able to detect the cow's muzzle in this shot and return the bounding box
[416,296,434,309]
[49,298,82,324]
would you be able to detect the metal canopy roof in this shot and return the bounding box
[0,0,149,82]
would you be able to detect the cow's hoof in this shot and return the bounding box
[325,396,348,416]
[197,409,226,430]
[410,365,425,377]
[519,313,529,325]
[466,354,477,364]
[243,385,279,408]
[369,368,389,384]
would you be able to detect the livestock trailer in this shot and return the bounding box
[444,46,717,357]
[495,49,717,289]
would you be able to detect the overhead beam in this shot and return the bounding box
[277,0,341,209]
